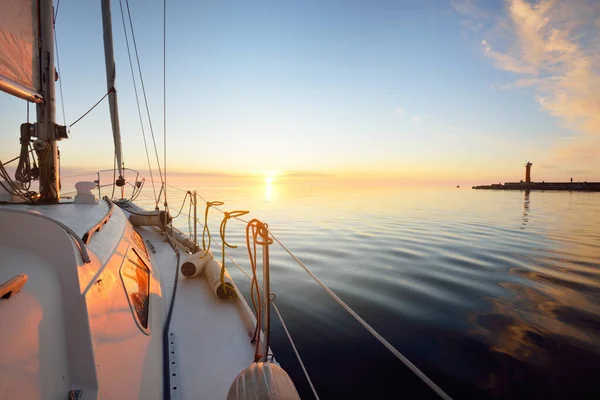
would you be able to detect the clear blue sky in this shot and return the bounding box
[1,0,598,184]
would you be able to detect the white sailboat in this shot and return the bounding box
[0,0,299,398]
[0,1,452,399]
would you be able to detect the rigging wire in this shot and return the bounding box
[272,302,321,400]
[2,148,34,166]
[268,230,452,400]
[54,0,61,22]
[123,0,165,193]
[117,0,159,208]
[69,89,113,128]
[163,0,168,209]
[111,151,117,200]
[53,23,67,126]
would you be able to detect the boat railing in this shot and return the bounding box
[61,168,146,201]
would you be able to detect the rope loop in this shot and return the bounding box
[218,209,249,298]
[201,200,224,252]
[220,210,249,249]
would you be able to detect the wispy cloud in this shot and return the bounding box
[453,0,600,170]
[394,106,404,116]
[412,115,421,123]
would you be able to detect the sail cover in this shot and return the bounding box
[0,0,42,102]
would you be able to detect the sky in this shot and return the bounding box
[0,0,598,185]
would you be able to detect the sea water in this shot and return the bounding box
[135,177,599,399]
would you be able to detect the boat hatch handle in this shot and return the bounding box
[82,196,114,244]
[0,274,28,300]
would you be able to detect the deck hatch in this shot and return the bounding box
[120,247,151,333]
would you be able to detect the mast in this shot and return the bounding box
[101,0,125,186]
[37,0,61,202]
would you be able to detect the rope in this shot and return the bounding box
[169,191,191,219]
[177,212,254,281]
[268,231,452,400]
[245,219,272,361]
[118,0,159,208]
[69,89,114,128]
[130,178,145,201]
[201,201,223,252]
[219,210,249,297]
[272,302,320,400]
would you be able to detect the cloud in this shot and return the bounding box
[451,0,489,31]
[412,115,421,123]
[454,0,600,170]
[394,106,404,116]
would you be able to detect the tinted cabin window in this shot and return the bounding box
[120,248,150,332]
[131,228,150,258]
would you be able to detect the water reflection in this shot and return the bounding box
[265,177,273,202]
[521,190,530,230]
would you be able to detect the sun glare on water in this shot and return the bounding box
[265,176,273,201]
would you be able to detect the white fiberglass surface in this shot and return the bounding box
[0,248,70,399]
[135,221,257,400]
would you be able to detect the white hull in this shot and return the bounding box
[0,198,270,399]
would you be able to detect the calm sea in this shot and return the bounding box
[136,177,600,399]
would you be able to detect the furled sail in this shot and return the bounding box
[0,0,42,102]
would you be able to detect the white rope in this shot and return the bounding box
[268,231,452,400]
[272,302,321,400]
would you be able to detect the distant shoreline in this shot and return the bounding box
[472,182,600,192]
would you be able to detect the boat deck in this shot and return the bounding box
[132,209,258,400]
[0,199,259,399]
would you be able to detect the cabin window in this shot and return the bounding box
[131,228,150,258]
[120,248,151,333]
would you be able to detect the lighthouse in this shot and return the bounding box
[525,162,532,183]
